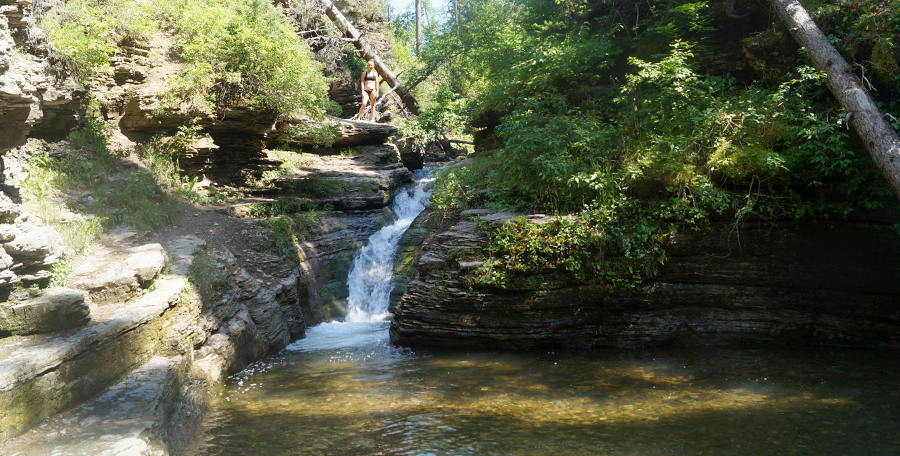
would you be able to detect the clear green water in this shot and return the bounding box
[184,321,900,455]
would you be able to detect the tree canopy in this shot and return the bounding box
[400,0,899,287]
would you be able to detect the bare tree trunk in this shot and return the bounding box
[770,0,900,200]
[321,0,419,115]
[453,0,460,35]
[415,0,422,54]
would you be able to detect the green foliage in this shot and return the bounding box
[384,16,417,74]
[812,0,900,88]
[23,120,182,236]
[137,135,235,205]
[414,83,472,140]
[430,165,481,216]
[45,0,332,118]
[258,212,319,264]
[475,208,668,290]
[245,197,320,218]
[42,0,155,80]
[187,248,228,303]
[245,196,328,264]
[171,118,204,156]
[155,0,332,117]
[418,0,895,292]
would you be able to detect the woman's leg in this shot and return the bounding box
[357,92,369,120]
[369,91,378,122]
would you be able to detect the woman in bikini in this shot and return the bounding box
[358,59,379,122]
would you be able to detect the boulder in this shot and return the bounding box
[394,137,424,170]
[261,144,414,211]
[69,243,168,303]
[294,209,392,324]
[0,194,21,223]
[3,223,64,268]
[0,287,89,335]
[270,115,399,148]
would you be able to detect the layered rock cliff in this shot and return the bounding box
[0,0,419,450]
[391,209,900,350]
[0,0,82,298]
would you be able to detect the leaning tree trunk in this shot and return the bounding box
[321,0,420,115]
[770,0,900,200]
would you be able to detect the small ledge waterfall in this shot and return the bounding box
[288,169,433,351]
[346,169,433,322]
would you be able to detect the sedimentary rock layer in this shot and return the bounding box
[391,209,900,350]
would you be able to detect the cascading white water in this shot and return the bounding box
[345,169,434,322]
[288,169,433,352]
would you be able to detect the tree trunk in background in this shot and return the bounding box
[453,0,460,35]
[770,0,900,200]
[415,0,422,54]
[321,0,419,115]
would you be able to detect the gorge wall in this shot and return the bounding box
[0,0,422,451]
[391,208,900,350]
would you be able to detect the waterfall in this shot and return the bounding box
[345,169,433,322]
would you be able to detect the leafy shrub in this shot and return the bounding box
[44,0,332,120]
[155,0,332,118]
[420,0,894,290]
[259,213,318,264]
[42,0,156,80]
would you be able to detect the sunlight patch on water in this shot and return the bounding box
[186,347,900,456]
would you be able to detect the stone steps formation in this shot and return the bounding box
[0,233,210,454]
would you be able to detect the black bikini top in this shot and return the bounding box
[364,71,377,81]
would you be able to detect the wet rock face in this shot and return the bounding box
[393,137,424,170]
[296,209,393,325]
[599,221,900,348]
[391,209,900,350]
[390,209,606,350]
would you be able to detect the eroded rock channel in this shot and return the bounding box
[1,0,899,453]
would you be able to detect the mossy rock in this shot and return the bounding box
[871,38,900,87]
[0,288,89,336]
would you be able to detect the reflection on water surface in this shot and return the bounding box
[184,321,900,455]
